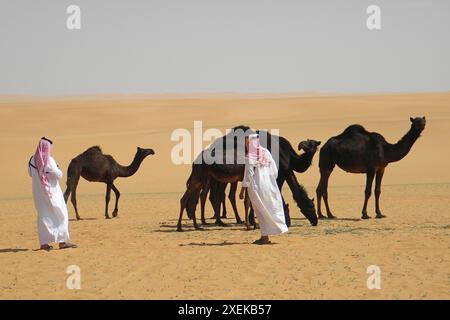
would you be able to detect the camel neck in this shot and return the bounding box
[118,153,145,177]
[385,126,421,163]
[290,148,315,173]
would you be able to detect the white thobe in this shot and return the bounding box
[28,156,70,245]
[242,150,288,236]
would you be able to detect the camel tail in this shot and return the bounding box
[185,171,193,188]
[64,158,81,202]
[186,189,200,220]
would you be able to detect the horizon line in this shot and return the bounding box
[1,90,449,102]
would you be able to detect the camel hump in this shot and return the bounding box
[84,145,103,154]
[369,132,387,144]
[71,145,104,163]
[338,124,369,137]
[231,125,251,132]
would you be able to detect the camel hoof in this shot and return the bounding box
[318,214,327,220]
[215,221,227,227]
[327,215,336,219]
[375,214,386,219]
[235,220,244,225]
[361,215,371,219]
[105,216,111,219]
[201,221,209,226]
[112,211,118,218]
[176,227,183,232]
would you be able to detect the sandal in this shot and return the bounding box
[39,245,53,251]
[253,238,272,245]
[59,243,78,250]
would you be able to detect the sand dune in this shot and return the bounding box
[0,93,449,299]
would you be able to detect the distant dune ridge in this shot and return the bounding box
[0,92,448,197]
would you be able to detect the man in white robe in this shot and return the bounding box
[28,137,76,250]
[240,134,288,244]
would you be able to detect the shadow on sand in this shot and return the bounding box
[179,241,250,247]
[0,248,29,253]
[155,222,248,233]
[69,217,97,222]
[318,217,361,222]
[291,216,361,222]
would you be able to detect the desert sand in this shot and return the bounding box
[0,92,449,299]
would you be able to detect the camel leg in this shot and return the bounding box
[243,189,256,230]
[187,189,202,230]
[361,171,375,219]
[177,189,197,230]
[276,175,291,227]
[70,186,81,221]
[65,170,81,220]
[208,182,218,219]
[111,184,120,218]
[200,178,210,225]
[375,168,386,218]
[178,186,202,231]
[316,177,324,219]
[211,182,226,226]
[283,201,290,226]
[66,178,82,221]
[63,187,70,203]
[221,183,227,218]
[244,188,250,230]
[63,186,73,216]
[177,190,190,231]
[322,180,335,219]
[279,175,294,227]
[228,182,243,224]
[281,194,291,227]
[248,206,256,227]
[243,183,256,227]
[283,173,297,226]
[317,167,335,219]
[215,184,227,226]
[250,206,257,229]
[209,182,228,219]
[105,183,112,219]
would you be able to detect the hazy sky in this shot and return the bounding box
[1,0,449,95]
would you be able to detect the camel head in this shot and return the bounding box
[293,183,318,226]
[298,139,321,154]
[410,116,426,134]
[136,147,155,158]
[303,197,318,226]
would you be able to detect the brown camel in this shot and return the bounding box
[316,116,426,219]
[64,146,155,220]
